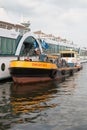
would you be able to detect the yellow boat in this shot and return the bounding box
[9,53,81,84]
[9,59,60,84]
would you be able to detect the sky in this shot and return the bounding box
[0,0,87,47]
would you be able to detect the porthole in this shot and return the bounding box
[1,63,5,71]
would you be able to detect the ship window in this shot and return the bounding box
[61,53,74,57]
[0,37,17,55]
[20,36,39,56]
[0,38,1,53]
[1,38,6,54]
[43,43,59,54]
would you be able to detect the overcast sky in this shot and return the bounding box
[0,0,87,47]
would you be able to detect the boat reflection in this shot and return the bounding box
[0,81,59,129]
[10,81,59,114]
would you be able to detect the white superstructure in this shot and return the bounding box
[0,28,19,79]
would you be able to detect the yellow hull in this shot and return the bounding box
[9,60,82,84]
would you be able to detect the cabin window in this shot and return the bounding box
[54,45,58,53]
[0,38,1,53]
[0,37,17,55]
[20,36,39,56]
[43,44,59,54]
[37,39,60,54]
[61,53,74,57]
[47,44,53,54]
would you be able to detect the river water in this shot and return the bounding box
[0,63,87,130]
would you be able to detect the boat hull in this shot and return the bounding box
[9,60,62,83]
[12,76,58,84]
[9,68,58,83]
[9,60,82,84]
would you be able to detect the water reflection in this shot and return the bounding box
[0,81,59,130]
[10,81,59,114]
[0,82,11,130]
[0,72,81,130]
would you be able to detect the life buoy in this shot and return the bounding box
[49,70,57,79]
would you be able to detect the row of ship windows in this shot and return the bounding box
[0,36,86,56]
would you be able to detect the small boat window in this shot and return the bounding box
[61,53,74,57]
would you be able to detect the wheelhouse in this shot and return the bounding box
[60,50,80,67]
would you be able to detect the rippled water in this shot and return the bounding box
[0,63,87,130]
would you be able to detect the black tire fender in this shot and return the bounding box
[61,70,65,75]
[70,69,73,76]
[49,70,57,79]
